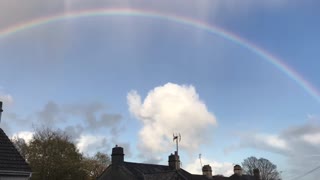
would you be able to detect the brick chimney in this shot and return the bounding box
[168,151,180,170]
[111,145,124,165]
[0,101,3,123]
[202,165,213,179]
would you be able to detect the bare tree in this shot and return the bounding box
[82,152,110,179]
[12,137,28,159]
[242,156,281,180]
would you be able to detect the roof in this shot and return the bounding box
[0,128,31,173]
[123,162,171,175]
[143,171,185,180]
[99,161,237,180]
[98,161,195,180]
[123,162,192,179]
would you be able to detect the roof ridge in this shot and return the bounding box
[124,161,168,167]
[143,170,177,175]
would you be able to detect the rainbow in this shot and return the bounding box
[1,8,319,103]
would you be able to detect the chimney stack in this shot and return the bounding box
[168,151,180,170]
[111,145,124,165]
[202,165,213,179]
[253,168,261,180]
[0,101,3,123]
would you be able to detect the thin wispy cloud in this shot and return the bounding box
[0,92,14,106]
[3,100,125,155]
[225,121,320,179]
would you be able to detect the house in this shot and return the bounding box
[97,145,194,180]
[97,145,256,180]
[0,101,32,179]
[0,128,32,179]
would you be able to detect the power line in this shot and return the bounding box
[290,164,320,180]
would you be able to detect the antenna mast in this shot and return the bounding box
[173,133,181,154]
[0,101,3,123]
[199,154,203,168]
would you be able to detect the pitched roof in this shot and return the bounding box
[143,171,184,180]
[123,162,171,175]
[98,161,194,180]
[99,161,258,180]
[122,162,182,179]
[0,128,31,173]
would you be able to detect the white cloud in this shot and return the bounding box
[302,133,320,146]
[12,131,34,144]
[14,132,110,155]
[225,133,289,155]
[185,157,233,177]
[76,134,110,156]
[261,134,288,150]
[225,122,320,179]
[127,83,216,158]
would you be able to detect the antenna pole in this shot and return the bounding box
[173,133,181,154]
[176,137,179,154]
[0,101,3,123]
[199,154,203,168]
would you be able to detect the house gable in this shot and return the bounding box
[0,128,31,178]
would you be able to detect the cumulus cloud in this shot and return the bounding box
[76,134,110,156]
[225,121,320,179]
[302,133,320,146]
[12,131,34,144]
[76,134,131,157]
[185,157,234,176]
[127,83,216,159]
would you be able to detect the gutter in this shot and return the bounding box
[0,170,32,177]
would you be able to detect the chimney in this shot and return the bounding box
[111,145,124,165]
[0,101,3,123]
[202,165,213,179]
[253,168,261,180]
[168,151,180,170]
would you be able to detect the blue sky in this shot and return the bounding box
[0,0,320,179]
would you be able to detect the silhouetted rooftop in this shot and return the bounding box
[0,128,31,173]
